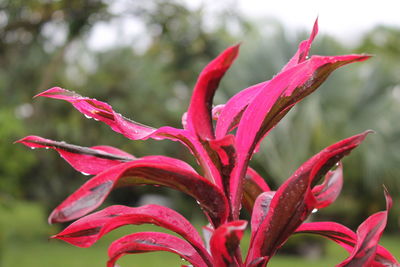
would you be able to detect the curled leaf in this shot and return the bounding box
[53,204,212,266]
[186,45,239,139]
[49,157,229,228]
[17,135,134,175]
[107,232,208,267]
[246,131,371,266]
[210,220,247,267]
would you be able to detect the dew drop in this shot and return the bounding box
[312,208,318,214]
[30,147,36,150]
[81,172,90,176]
[45,147,49,150]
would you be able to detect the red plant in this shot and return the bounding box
[18,20,399,267]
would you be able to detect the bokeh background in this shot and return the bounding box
[0,0,399,266]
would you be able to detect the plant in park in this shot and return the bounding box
[18,20,399,267]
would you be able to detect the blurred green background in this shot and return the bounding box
[0,0,399,266]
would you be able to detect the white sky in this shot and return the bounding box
[88,0,400,50]
[237,0,400,40]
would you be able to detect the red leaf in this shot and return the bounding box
[231,54,370,219]
[49,156,229,228]
[36,88,225,186]
[281,18,318,71]
[210,220,247,267]
[215,18,318,139]
[186,45,239,139]
[215,81,266,139]
[246,131,371,266]
[53,204,212,265]
[295,190,399,267]
[36,87,157,140]
[243,168,271,213]
[338,188,395,267]
[16,135,134,175]
[107,232,208,267]
[312,162,343,209]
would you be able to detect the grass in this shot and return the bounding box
[0,201,399,267]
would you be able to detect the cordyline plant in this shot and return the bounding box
[18,20,399,267]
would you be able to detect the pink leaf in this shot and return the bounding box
[210,220,247,267]
[215,18,318,139]
[243,168,271,213]
[338,188,395,267]
[231,54,370,219]
[281,18,319,71]
[295,190,399,267]
[16,135,134,175]
[246,131,371,266]
[53,204,212,265]
[36,87,157,140]
[49,157,229,228]
[186,45,239,139]
[36,88,224,186]
[215,82,266,139]
[107,232,208,267]
[312,162,343,209]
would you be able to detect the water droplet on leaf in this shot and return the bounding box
[312,208,318,213]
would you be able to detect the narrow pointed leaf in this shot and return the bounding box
[295,199,399,267]
[312,163,343,209]
[281,18,318,71]
[295,222,399,267]
[243,168,271,213]
[36,88,224,186]
[186,45,239,139]
[338,189,394,267]
[246,131,371,265]
[215,19,318,139]
[37,87,157,140]
[52,204,212,266]
[231,54,370,218]
[49,157,229,228]
[107,232,208,267]
[17,135,134,175]
[210,220,247,267]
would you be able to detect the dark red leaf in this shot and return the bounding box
[245,131,371,266]
[49,156,229,228]
[186,45,239,139]
[338,188,395,267]
[231,54,370,219]
[17,135,134,175]
[36,88,225,186]
[243,168,271,213]
[215,18,318,139]
[53,204,212,265]
[107,232,208,267]
[36,87,157,140]
[295,190,399,267]
[210,220,247,267]
[312,162,343,209]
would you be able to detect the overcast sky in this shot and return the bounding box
[88,0,400,50]
[236,0,400,40]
